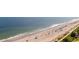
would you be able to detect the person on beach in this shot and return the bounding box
[35,36,38,39]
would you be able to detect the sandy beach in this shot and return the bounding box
[0,18,79,42]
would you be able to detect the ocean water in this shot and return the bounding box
[0,17,78,39]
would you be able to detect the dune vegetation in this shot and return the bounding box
[62,27,79,42]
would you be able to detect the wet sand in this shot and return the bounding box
[0,18,79,42]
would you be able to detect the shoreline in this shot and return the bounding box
[0,18,79,42]
[0,24,61,42]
